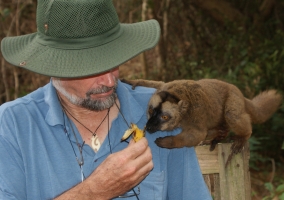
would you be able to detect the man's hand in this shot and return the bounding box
[55,137,153,200]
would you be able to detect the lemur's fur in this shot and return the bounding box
[121,78,282,166]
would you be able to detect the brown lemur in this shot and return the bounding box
[121,78,282,161]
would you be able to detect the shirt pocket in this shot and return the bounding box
[112,171,165,200]
[138,170,165,200]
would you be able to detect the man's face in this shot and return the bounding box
[52,68,119,111]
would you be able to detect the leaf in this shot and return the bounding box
[279,193,284,200]
[276,184,284,193]
[264,182,274,192]
[1,8,10,18]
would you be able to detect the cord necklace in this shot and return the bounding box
[62,105,110,153]
[57,92,139,198]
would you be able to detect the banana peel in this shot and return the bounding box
[121,123,145,142]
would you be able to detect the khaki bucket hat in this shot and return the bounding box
[1,0,160,78]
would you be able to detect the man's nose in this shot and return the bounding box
[97,71,116,87]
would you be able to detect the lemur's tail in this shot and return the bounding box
[245,90,282,124]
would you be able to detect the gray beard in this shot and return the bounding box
[80,86,117,111]
[52,79,118,111]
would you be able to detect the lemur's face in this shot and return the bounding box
[145,91,183,133]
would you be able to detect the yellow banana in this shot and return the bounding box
[121,123,145,142]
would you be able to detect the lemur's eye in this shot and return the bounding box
[161,115,169,120]
[148,108,153,115]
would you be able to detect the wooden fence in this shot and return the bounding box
[195,142,251,200]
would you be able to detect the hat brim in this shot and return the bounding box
[1,20,160,78]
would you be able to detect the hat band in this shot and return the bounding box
[36,23,122,50]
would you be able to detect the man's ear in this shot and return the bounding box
[178,100,189,114]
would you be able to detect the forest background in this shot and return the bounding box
[0,0,284,199]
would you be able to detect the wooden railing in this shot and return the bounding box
[195,142,251,200]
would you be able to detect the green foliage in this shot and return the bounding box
[0,8,10,20]
[263,181,284,200]
[251,104,284,163]
[249,136,270,170]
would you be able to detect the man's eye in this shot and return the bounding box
[148,108,153,115]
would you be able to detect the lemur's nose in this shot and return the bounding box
[146,126,155,133]
[146,126,151,131]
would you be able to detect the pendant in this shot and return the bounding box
[91,135,101,153]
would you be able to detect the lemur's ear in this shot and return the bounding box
[158,91,180,103]
[158,91,170,100]
[178,100,189,114]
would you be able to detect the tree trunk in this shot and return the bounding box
[1,58,10,102]
[161,0,170,81]
[13,0,21,99]
[140,0,147,78]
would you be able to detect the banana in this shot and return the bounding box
[121,123,145,142]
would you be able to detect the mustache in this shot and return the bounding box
[86,86,115,97]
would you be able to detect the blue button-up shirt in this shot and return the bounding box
[0,80,211,200]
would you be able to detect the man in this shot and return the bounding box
[0,0,211,199]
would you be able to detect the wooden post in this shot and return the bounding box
[195,142,251,200]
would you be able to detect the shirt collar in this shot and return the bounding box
[45,80,65,126]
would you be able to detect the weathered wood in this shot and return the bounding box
[195,145,219,174]
[213,173,221,200]
[218,142,251,200]
[203,174,211,193]
[195,142,251,200]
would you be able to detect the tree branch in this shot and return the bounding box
[191,0,245,27]
[259,0,275,19]
[253,0,275,28]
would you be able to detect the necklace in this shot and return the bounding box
[56,91,110,153]
[64,114,86,182]
[59,94,140,198]
[62,106,110,153]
